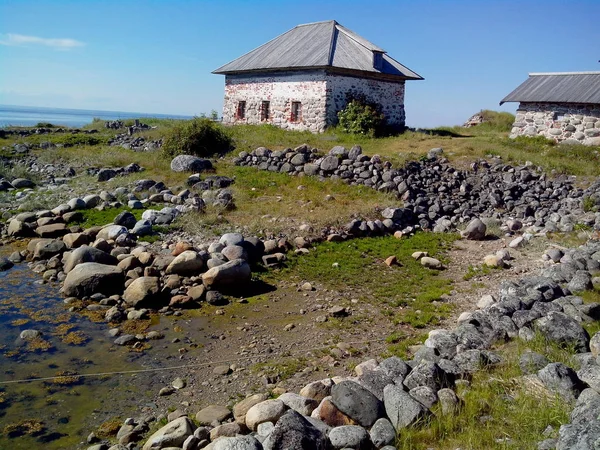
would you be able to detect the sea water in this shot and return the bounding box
[0,104,193,128]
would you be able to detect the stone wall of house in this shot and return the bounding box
[510,102,600,146]
[325,74,406,129]
[222,71,329,133]
[221,70,407,133]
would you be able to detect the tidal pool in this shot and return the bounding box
[0,248,186,449]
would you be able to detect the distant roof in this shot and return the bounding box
[500,72,600,105]
[213,20,422,80]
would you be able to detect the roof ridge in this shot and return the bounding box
[327,21,337,66]
[295,20,337,28]
[529,71,600,76]
[335,23,385,53]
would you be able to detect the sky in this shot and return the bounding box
[0,0,598,128]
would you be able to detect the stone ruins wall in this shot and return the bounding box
[222,71,329,133]
[325,74,406,129]
[221,71,407,133]
[510,102,600,146]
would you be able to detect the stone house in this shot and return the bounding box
[500,72,600,145]
[213,20,422,133]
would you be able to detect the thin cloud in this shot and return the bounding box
[0,33,85,50]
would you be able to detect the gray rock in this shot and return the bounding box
[195,405,231,425]
[535,312,590,353]
[98,168,117,182]
[538,362,585,401]
[461,218,486,240]
[278,392,319,416]
[220,233,244,247]
[520,351,550,375]
[409,385,438,408]
[166,251,204,276]
[132,220,152,236]
[114,211,137,229]
[369,417,395,448]
[208,435,263,450]
[556,388,600,449]
[123,277,162,308]
[245,399,287,431]
[320,156,340,172]
[357,369,395,400]
[62,262,124,297]
[577,364,600,394]
[331,380,384,427]
[403,361,452,391]
[171,155,213,173]
[64,246,118,274]
[11,178,35,188]
[437,388,460,415]
[328,425,370,449]
[568,270,593,292]
[378,357,411,381]
[202,259,251,289]
[0,257,14,271]
[383,384,430,429]
[142,416,195,450]
[262,410,329,450]
[20,329,41,340]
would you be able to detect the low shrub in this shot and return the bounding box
[161,117,233,159]
[337,94,386,137]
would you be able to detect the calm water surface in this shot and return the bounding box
[0,245,202,449]
[0,104,193,128]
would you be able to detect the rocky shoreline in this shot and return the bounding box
[3,143,600,449]
[80,238,600,450]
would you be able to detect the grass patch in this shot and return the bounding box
[265,233,458,328]
[397,337,572,449]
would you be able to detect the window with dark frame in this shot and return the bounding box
[261,101,270,121]
[237,101,246,119]
[291,101,302,122]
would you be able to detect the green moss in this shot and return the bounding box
[77,207,143,228]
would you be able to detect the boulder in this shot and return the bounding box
[114,211,137,229]
[142,416,195,450]
[36,223,68,238]
[383,384,430,429]
[245,399,287,431]
[535,311,590,353]
[97,225,128,241]
[538,362,585,401]
[330,380,384,427]
[461,218,486,240]
[262,410,329,450]
[369,417,396,448]
[0,257,14,271]
[233,393,270,424]
[328,425,370,450]
[171,155,213,173]
[62,263,124,297]
[278,392,319,416]
[123,277,162,308]
[195,405,232,425]
[33,239,66,260]
[64,246,118,274]
[202,259,251,289]
[206,435,262,450]
[166,251,205,275]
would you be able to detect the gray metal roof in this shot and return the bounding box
[213,20,422,80]
[500,72,600,105]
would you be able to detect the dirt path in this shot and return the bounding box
[128,232,555,421]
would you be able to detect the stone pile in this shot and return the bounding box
[0,127,97,138]
[87,239,600,450]
[463,112,486,127]
[236,145,600,233]
[90,163,145,182]
[109,135,162,152]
